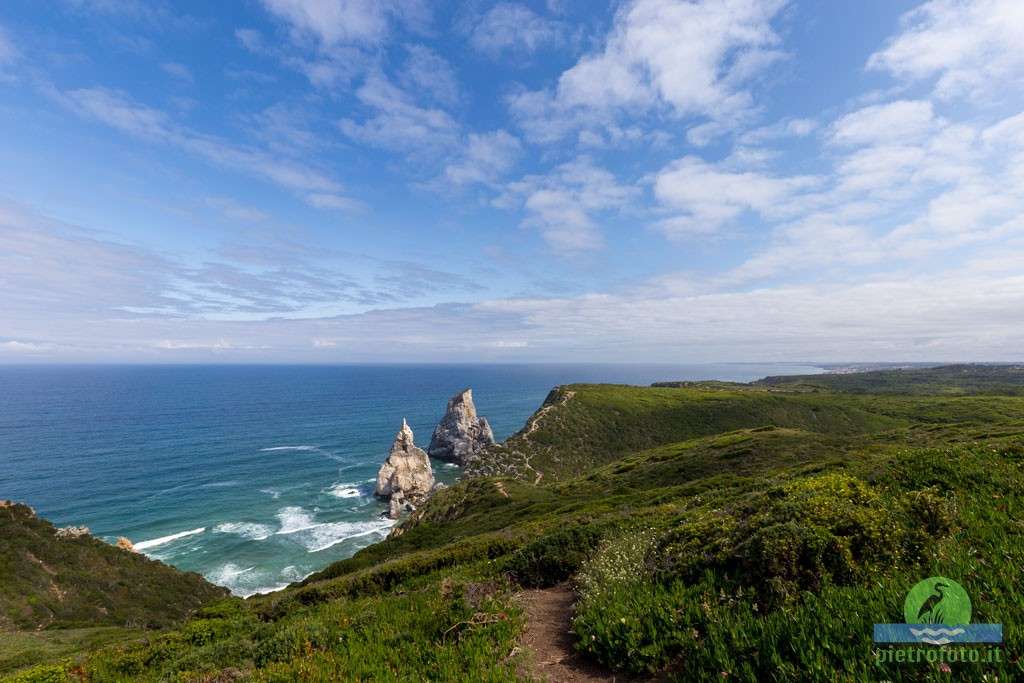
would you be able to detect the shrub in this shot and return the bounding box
[572,529,675,673]
[500,526,605,588]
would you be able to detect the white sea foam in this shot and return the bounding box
[299,518,395,553]
[208,563,257,594]
[326,482,362,498]
[214,522,274,541]
[135,527,206,551]
[208,563,314,598]
[210,563,255,582]
[201,480,240,489]
[275,506,319,535]
[271,505,394,552]
[260,488,281,499]
[260,445,347,464]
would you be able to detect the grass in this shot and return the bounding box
[0,629,139,677]
[5,365,1024,681]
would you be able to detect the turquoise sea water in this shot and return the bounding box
[0,363,822,596]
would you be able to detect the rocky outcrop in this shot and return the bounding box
[428,389,495,466]
[376,419,436,519]
[115,537,136,552]
[55,525,90,539]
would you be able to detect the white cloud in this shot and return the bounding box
[510,0,790,143]
[339,72,459,157]
[235,27,263,51]
[868,0,1024,100]
[400,44,459,106]
[0,341,58,353]
[63,0,162,21]
[0,24,19,71]
[830,100,939,147]
[829,109,978,201]
[57,87,361,210]
[502,158,637,252]
[468,3,566,59]
[204,197,272,223]
[714,101,1024,286]
[243,102,321,156]
[64,87,172,140]
[304,192,367,212]
[443,130,522,187]
[258,0,428,47]
[0,202,178,318]
[472,258,1024,362]
[653,155,820,237]
[161,62,193,82]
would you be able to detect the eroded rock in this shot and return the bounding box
[427,389,495,466]
[376,419,435,519]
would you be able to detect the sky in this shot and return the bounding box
[1,0,1023,364]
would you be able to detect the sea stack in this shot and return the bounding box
[376,419,435,519]
[428,388,495,466]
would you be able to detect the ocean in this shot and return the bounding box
[0,363,822,596]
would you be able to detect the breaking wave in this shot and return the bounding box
[273,506,393,552]
[214,522,274,541]
[135,527,206,551]
[326,482,364,498]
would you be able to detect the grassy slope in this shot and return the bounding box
[0,503,229,676]
[756,363,1024,394]
[0,503,228,632]
[5,365,1024,682]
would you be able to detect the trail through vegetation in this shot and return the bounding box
[519,583,667,683]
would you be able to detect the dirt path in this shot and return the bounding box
[517,584,668,683]
[519,390,575,486]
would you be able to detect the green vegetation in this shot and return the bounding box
[4,364,1024,681]
[0,503,226,632]
[757,363,1024,394]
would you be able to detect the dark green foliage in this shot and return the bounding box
[499,525,606,588]
[0,503,227,632]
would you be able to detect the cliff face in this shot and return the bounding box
[376,420,436,519]
[427,389,495,466]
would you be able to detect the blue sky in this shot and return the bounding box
[1,0,1023,363]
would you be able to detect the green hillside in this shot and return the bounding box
[756,363,1024,394]
[4,365,1024,682]
[0,503,227,631]
[0,502,228,676]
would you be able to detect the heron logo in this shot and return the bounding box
[874,576,1002,646]
[904,577,971,632]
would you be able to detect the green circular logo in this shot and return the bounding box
[903,577,971,625]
